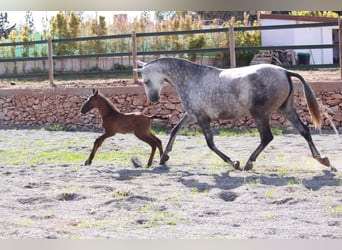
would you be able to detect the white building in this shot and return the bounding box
[260,14,339,65]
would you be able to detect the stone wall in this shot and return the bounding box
[0,82,341,131]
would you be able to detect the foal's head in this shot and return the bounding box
[81,89,102,114]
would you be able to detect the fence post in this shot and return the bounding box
[229,23,236,68]
[132,31,138,84]
[47,37,56,87]
[339,18,342,80]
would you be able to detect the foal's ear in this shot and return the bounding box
[92,89,98,96]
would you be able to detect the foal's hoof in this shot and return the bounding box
[84,160,91,166]
[232,161,241,171]
[131,157,143,168]
[159,154,170,165]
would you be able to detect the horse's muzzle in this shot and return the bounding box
[148,92,160,103]
[80,106,89,114]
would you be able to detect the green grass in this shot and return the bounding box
[155,127,287,137]
[0,147,145,166]
[330,205,342,216]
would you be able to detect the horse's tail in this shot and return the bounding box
[286,71,322,129]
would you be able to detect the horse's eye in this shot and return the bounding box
[144,80,151,86]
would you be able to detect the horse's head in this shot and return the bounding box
[81,89,99,114]
[135,61,165,103]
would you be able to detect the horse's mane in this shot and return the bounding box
[97,92,121,114]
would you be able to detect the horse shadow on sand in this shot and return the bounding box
[178,168,341,193]
[99,160,340,193]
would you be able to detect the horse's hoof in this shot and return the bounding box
[232,161,241,171]
[330,166,337,172]
[159,154,170,165]
[317,156,330,167]
[84,160,91,166]
[244,161,253,171]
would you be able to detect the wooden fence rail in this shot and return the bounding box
[0,20,341,83]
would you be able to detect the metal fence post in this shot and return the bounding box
[339,18,342,80]
[47,37,56,87]
[132,31,138,84]
[229,23,236,68]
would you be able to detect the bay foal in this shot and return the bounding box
[81,89,164,167]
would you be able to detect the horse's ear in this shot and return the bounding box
[134,68,144,73]
[136,60,146,67]
[93,89,98,96]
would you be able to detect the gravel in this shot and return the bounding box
[0,128,341,239]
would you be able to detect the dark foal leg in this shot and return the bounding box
[197,115,241,170]
[245,116,274,170]
[150,133,163,158]
[135,131,159,167]
[280,107,333,170]
[85,132,113,166]
[160,113,194,164]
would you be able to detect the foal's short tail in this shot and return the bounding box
[287,71,322,129]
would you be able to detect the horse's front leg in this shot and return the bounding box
[160,113,193,165]
[198,115,241,170]
[85,133,111,165]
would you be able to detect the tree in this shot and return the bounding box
[290,11,339,18]
[24,11,35,34]
[0,12,16,39]
[50,11,81,55]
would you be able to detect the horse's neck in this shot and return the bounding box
[98,96,120,117]
[162,60,200,87]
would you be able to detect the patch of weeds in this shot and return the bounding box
[244,176,261,185]
[337,173,342,180]
[287,177,302,186]
[217,128,258,137]
[95,147,145,166]
[31,151,86,165]
[74,220,113,229]
[329,205,342,216]
[151,123,168,135]
[278,167,288,177]
[43,124,68,132]
[112,189,131,199]
[265,187,276,198]
[264,214,277,220]
[179,128,202,136]
[216,127,285,137]
[139,202,190,228]
[16,218,34,226]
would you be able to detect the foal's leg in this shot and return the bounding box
[160,113,194,165]
[85,132,114,165]
[197,115,241,170]
[245,115,274,170]
[150,133,163,158]
[135,131,159,167]
[279,106,332,170]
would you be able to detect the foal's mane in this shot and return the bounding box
[97,92,121,114]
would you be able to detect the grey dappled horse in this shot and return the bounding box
[135,57,333,171]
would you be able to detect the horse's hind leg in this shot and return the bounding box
[245,116,274,170]
[280,106,331,169]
